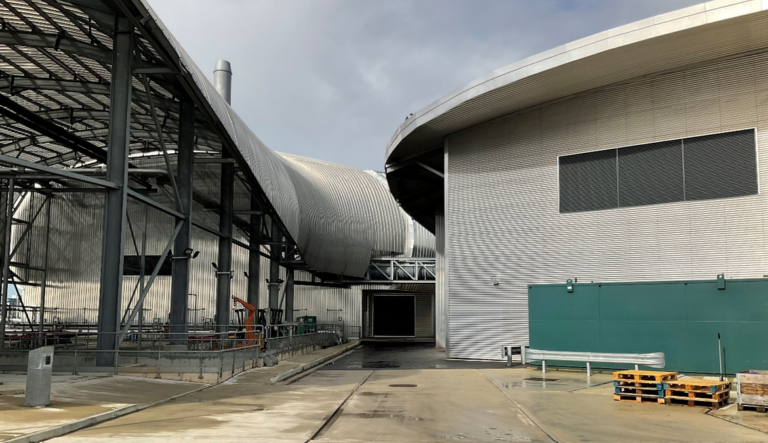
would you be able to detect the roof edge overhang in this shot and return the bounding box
[384,0,768,229]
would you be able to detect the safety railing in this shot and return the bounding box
[0,325,345,376]
[504,346,666,377]
[316,324,361,340]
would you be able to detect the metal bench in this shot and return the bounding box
[502,346,665,377]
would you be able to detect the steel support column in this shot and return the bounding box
[285,269,294,322]
[169,97,195,342]
[268,218,281,310]
[0,178,13,348]
[215,158,234,332]
[247,195,262,308]
[96,16,133,365]
[37,196,51,347]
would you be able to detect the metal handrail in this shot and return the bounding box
[503,346,665,377]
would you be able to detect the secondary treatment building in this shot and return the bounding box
[385,0,768,372]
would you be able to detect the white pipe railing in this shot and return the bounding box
[502,346,665,377]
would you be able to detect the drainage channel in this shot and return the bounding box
[305,370,374,442]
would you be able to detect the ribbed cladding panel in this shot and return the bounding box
[367,171,436,258]
[13,174,384,326]
[435,213,447,349]
[684,129,758,201]
[559,149,617,213]
[414,293,434,338]
[278,155,410,276]
[446,51,768,360]
[618,140,684,207]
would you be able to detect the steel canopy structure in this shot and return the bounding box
[0,0,434,359]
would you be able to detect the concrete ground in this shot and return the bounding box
[0,375,201,441]
[23,343,768,442]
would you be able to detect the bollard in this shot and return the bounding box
[24,346,54,407]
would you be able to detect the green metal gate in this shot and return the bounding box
[529,278,768,374]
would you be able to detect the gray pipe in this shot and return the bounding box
[213,60,232,105]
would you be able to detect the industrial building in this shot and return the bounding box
[0,0,436,371]
[385,0,768,372]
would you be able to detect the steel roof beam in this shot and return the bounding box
[0,108,219,143]
[0,30,111,64]
[0,77,110,95]
[0,76,182,114]
[127,189,185,220]
[0,93,106,161]
[0,153,117,189]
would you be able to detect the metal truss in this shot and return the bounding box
[366,257,436,283]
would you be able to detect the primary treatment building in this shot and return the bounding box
[385,0,768,372]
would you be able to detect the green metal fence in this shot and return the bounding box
[529,278,768,374]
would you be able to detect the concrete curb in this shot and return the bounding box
[6,383,211,443]
[269,342,360,384]
[4,344,358,442]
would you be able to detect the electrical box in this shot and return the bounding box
[24,346,54,407]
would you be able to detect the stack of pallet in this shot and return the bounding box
[663,380,730,409]
[613,370,677,404]
[737,370,768,413]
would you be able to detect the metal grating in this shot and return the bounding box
[619,140,684,207]
[559,148,617,213]
[684,129,758,201]
[561,129,757,213]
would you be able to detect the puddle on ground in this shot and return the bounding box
[362,361,401,369]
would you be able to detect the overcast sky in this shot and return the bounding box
[148,0,703,171]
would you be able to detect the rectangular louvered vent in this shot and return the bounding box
[559,129,756,213]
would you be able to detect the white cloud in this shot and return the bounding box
[148,0,705,170]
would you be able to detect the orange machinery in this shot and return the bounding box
[232,296,263,348]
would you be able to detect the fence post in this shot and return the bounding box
[72,332,78,375]
[198,347,204,380]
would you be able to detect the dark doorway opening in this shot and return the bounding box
[373,295,415,337]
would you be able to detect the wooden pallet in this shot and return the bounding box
[614,393,665,404]
[616,386,664,397]
[613,380,664,390]
[665,396,729,409]
[614,370,677,383]
[738,403,768,413]
[664,380,730,394]
[665,389,729,401]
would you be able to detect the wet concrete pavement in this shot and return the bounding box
[325,341,508,370]
[46,343,768,442]
[0,376,202,442]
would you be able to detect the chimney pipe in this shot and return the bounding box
[213,60,232,105]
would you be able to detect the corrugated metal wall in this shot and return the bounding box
[11,189,397,328]
[8,158,433,327]
[445,51,768,360]
[435,212,448,350]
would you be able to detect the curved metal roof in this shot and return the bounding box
[142,1,434,275]
[0,0,433,278]
[384,0,768,229]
